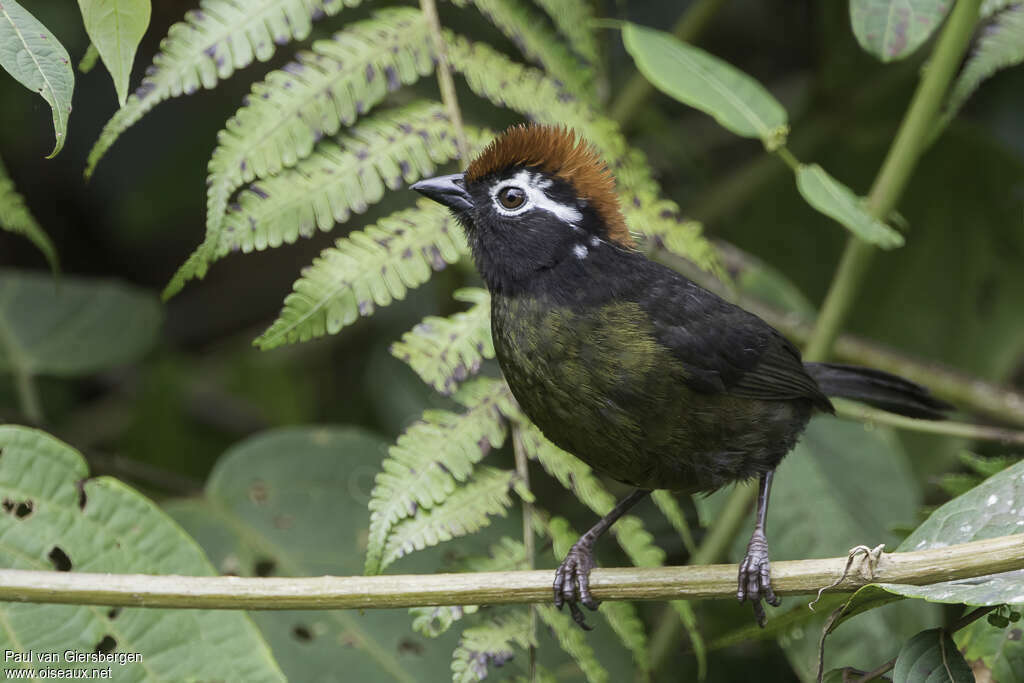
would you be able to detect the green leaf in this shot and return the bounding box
[795,163,904,248]
[940,4,1024,131]
[391,288,494,395]
[0,425,284,681]
[893,628,973,682]
[620,22,788,146]
[381,466,528,572]
[0,0,74,157]
[0,269,161,377]
[0,157,57,271]
[204,7,435,257]
[850,0,953,62]
[77,0,152,106]
[165,426,459,681]
[451,610,533,683]
[364,377,516,575]
[255,201,466,349]
[84,0,348,178]
[167,101,461,298]
[955,616,1024,682]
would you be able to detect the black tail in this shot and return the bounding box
[804,362,953,420]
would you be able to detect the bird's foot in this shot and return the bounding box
[553,540,600,630]
[737,530,780,627]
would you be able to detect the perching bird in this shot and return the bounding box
[412,124,950,628]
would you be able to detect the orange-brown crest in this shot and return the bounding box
[465,124,634,247]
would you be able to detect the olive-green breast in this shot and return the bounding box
[491,293,807,492]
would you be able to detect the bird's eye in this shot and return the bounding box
[497,186,526,210]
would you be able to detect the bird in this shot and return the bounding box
[411,124,950,629]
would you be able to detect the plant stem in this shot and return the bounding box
[1,533,1020,609]
[610,0,729,127]
[420,0,471,165]
[803,0,983,362]
[513,426,537,681]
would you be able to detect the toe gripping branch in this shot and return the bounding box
[737,471,781,627]
[553,489,650,630]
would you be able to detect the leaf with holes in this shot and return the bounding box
[164,426,463,681]
[255,201,466,349]
[85,0,347,177]
[0,158,57,272]
[0,270,161,377]
[364,378,516,575]
[850,0,953,62]
[0,425,284,680]
[621,22,788,147]
[390,288,494,395]
[0,0,74,157]
[795,163,904,248]
[77,0,152,106]
[893,628,973,682]
[203,7,435,259]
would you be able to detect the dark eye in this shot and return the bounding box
[497,186,526,210]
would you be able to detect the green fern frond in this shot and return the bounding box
[364,378,516,574]
[536,605,609,683]
[204,8,434,253]
[380,466,530,571]
[85,0,350,178]
[167,101,459,298]
[445,34,719,273]
[390,288,494,395]
[651,489,697,555]
[518,423,664,568]
[452,0,593,96]
[451,610,532,683]
[534,0,599,65]
[411,605,481,638]
[0,158,57,271]
[941,4,1024,129]
[255,200,466,349]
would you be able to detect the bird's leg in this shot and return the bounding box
[737,470,781,626]
[554,489,650,630]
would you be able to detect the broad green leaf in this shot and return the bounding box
[0,425,284,681]
[0,157,57,271]
[0,270,161,376]
[850,0,954,62]
[77,0,152,106]
[621,22,788,147]
[0,0,74,157]
[795,164,904,248]
[955,616,1024,682]
[164,427,460,682]
[893,628,973,682]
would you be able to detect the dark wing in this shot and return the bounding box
[633,261,832,411]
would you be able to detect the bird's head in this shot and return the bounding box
[412,125,634,293]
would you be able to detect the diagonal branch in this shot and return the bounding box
[0,534,1021,610]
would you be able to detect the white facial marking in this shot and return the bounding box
[573,244,588,259]
[490,170,583,225]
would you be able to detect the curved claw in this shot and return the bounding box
[553,541,600,630]
[737,531,780,627]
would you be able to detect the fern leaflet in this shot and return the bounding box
[940,4,1024,131]
[364,378,517,574]
[85,0,350,178]
[380,466,531,571]
[452,0,593,96]
[451,610,532,683]
[391,287,494,395]
[0,157,57,271]
[204,8,434,253]
[168,101,459,298]
[256,200,466,349]
[534,0,599,64]
[536,606,609,683]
